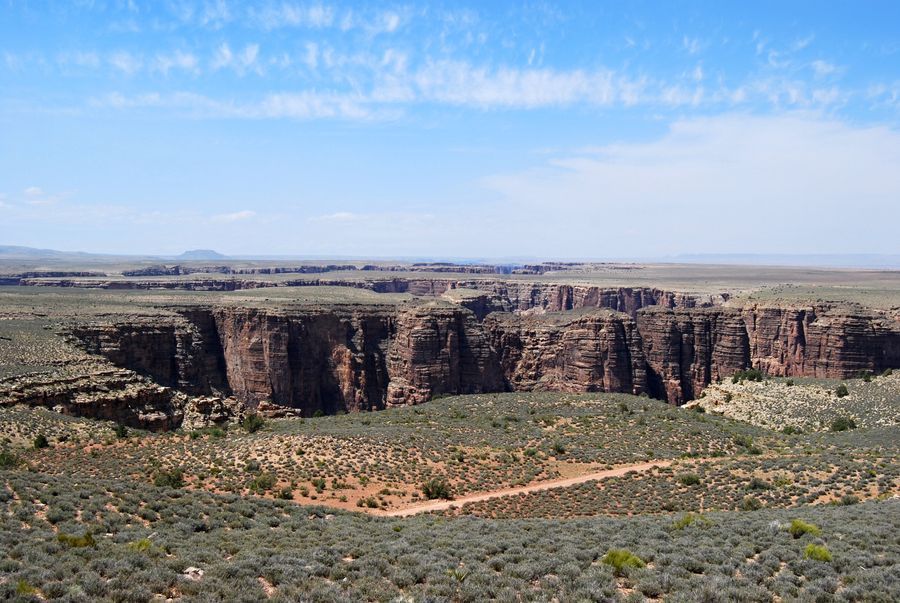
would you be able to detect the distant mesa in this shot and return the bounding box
[177,249,228,261]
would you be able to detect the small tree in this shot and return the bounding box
[33,434,49,449]
[422,477,453,500]
[835,384,849,398]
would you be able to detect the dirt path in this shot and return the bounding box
[382,459,674,517]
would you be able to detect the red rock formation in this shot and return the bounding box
[386,303,503,405]
[636,303,900,404]
[636,308,750,404]
[485,310,647,395]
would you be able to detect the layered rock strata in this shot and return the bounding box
[51,299,900,421]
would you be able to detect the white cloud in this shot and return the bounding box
[24,186,44,198]
[212,210,256,222]
[108,51,142,75]
[311,211,362,222]
[251,3,335,29]
[211,43,261,74]
[811,60,837,77]
[682,36,702,55]
[153,51,199,75]
[479,114,900,255]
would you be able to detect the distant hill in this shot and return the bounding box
[175,249,228,261]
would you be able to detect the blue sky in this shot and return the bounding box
[1,1,899,258]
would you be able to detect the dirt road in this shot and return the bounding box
[383,459,674,517]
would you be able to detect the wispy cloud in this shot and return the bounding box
[108,51,142,75]
[153,51,200,75]
[211,43,261,74]
[212,209,256,222]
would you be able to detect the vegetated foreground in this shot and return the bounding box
[2,386,899,600]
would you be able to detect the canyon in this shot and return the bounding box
[31,283,895,428]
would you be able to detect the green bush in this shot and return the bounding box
[678,473,701,486]
[830,417,857,432]
[670,513,710,531]
[602,549,645,576]
[422,477,453,500]
[242,413,266,433]
[153,468,185,488]
[804,543,832,562]
[114,424,129,438]
[789,519,822,539]
[740,496,763,511]
[732,368,764,383]
[835,384,849,398]
[0,450,18,468]
[33,434,49,449]
[248,473,276,493]
[57,531,96,548]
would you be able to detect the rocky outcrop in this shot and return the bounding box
[0,365,187,430]
[485,310,647,395]
[386,304,503,405]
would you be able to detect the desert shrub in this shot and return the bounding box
[277,487,293,500]
[311,477,326,493]
[740,496,763,511]
[153,468,185,488]
[747,477,771,491]
[678,473,701,486]
[785,379,794,386]
[248,473,276,493]
[835,384,849,398]
[57,531,96,548]
[789,519,822,539]
[242,414,265,433]
[723,393,733,403]
[0,450,18,468]
[114,424,129,438]
[602,549,645,576]
[551,441,566,455]
[670,513,710,531]
[33,434,49,449]
[732,368,764,383]
[312,410,325,418]
[422,477,453,500]
[837,494,859,506]
[782,426,801,435]
[882,368,893,377]
[804,544,832,562]
[830,417,857,432]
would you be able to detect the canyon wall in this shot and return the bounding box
[64,298,900,417]
[637,303,900,404]
[485,310,647,395]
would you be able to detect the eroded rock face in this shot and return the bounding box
[59,297,900,421]
[636,303,900,404]
[637,308,751,404]
[485,310,647,395]
[213,307,395,414]
[386,304,503,405]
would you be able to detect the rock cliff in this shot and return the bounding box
[54,297,900,419]
[485,310,647,395]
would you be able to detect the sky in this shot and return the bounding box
[1,1,899,259]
